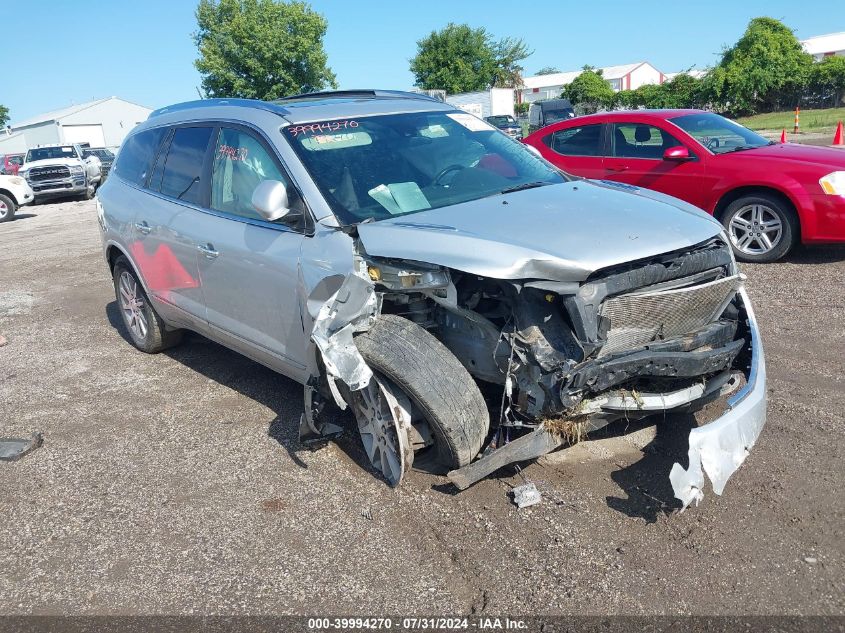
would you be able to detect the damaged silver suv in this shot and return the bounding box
[97,90,766,508]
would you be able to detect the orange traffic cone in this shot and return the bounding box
[780,129,787,143]
[834,121,844,145]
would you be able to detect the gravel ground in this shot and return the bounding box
[0,199,842,616]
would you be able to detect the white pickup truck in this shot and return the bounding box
[19,144,101,201]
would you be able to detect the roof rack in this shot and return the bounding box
[273,89,442,104]
[148,98,290,119]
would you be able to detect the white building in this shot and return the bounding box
[0,96,152,154]
[446,88,515,118]
[521,62,665,103]
[801,32,845,61]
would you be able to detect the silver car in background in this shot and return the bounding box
[97,90,766,508]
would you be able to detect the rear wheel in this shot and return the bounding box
[353,314,490,485]
[722,194,798,263]
[0,194,16,222]
[112,256,182,353]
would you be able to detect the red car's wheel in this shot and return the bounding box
[722,194,798,263]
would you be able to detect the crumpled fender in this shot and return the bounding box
[310,272,379,393]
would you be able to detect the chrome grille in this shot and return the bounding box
[29,166,71,181]
[598,274,742,357]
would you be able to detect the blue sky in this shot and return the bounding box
[4,0,841,123]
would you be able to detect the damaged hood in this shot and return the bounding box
[357,180,723,282]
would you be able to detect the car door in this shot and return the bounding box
[602,122,705,207]
[131,125,214,329]
[188,124,308,375]
[535,123,606,179]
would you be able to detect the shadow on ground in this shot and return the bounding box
[782,244,845,265]
[105,300,355,471]
[604,414,694,522]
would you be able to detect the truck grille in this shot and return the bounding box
[597,274,742,357]
[29,166,71,181]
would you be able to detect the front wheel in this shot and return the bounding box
[112,256,182,353]
[0,193,16,222]
[352,314,490,485]
[722,194,798,263]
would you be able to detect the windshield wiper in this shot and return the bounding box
[499,181,550,195]
[723,144,762,153]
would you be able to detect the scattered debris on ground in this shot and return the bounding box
[511,482,542,509]
[0,431,43,462]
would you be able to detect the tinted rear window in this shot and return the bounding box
[158,127,213,205]
[543,125,604,157]
[113,128,167,186]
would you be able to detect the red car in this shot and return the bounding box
[524,109,845,262]
[1,153,24,176]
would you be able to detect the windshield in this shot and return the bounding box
[26,146,76,162]
[486,115,517,127]
[670,112,770,154]
[285,110,566,225]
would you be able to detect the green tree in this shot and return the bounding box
[709,17,813,114]
[410,24,530,93]
[535,66,561,76]
[562,68,614,113]
[661,73,705,108]
[632,83,669,108]
[491,36,532,88]
[194,0,336,100]
[810,55,845,107]
[0,105,9,127]
[612,89,636,109]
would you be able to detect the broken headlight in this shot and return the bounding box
[365,259,450,290]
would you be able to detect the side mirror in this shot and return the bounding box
[252,180,290,222]
[663,145,692,161]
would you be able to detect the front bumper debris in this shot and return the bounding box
[450,287,766,509]
[669,287,766,509]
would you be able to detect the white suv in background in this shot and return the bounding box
[0,174,35,222]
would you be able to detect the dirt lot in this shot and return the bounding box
[0,199,843,616]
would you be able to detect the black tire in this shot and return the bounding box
[112,256,182,353]
[0,193,16,222]
[355,314,490,470]
[721,193,798,263]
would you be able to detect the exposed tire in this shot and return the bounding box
[112,256,183,353]
[0,193,16,222]
[355,314,490,471]
[721,193,798,263]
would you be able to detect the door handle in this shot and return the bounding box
[606,165,629,172]
[197,243,219,259]
[134,221,152,235]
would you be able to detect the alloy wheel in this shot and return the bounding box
[727,204,783,256]
[352,376,415,486]
[118,271,149,340]
[0,200,8,219]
